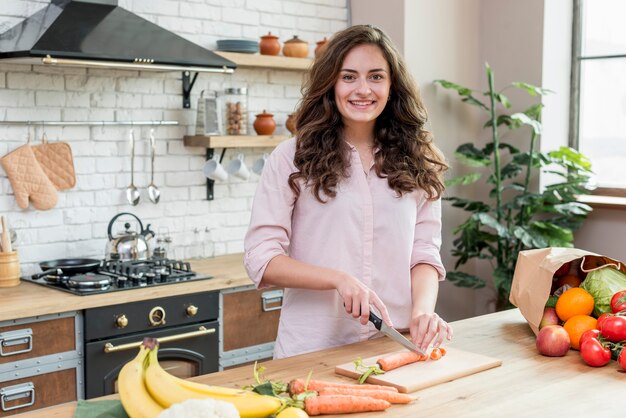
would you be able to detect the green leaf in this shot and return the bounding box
[484,92,511,108]
[461,96,489,110]
[493,266,514,298]
[529,222,574,247]
[523,103,544,120]
[446,272,487,289]
[445,173,482,187]
[483,142,520,155]
[552,202,592,216]
[548,146,593,171]
[511,82,553,96]
[500,162,523,179]
[510,113,542,134]
[475,213,510,238]
[252,382,276,396]
[434,79,473,96]
[455,143,491,167]
[484,114,514,128]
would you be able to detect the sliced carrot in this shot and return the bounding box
[304,394,391,416]
[288,378,397,395]
[318,387,414,404]
[376,351,423,371]
[439,347,447,356]
[430,347,443,360]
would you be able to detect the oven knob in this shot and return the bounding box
[115,314,129,328]
[186,305,199,317]
[149,306,166,326]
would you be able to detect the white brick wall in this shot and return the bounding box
[0,0,348,275]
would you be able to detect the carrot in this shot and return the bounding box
[304,394,391,416]
[439,347,447,356]
[376,352,422,371]
[430,347,445,360]
[288,378,397,395]
[318,387,414,404]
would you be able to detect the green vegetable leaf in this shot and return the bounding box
[580,267,626,316]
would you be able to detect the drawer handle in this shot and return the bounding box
[261,289,283,312]
[103,326,216,353]
[0,329,33,357]
[0,382,35,412]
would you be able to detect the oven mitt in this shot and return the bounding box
[0,144,58,210]
[32,140,77,190]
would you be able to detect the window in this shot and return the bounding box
[571,0,626,194]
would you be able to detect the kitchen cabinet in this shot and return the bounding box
[0,312,83,415]
[220,285,283,368]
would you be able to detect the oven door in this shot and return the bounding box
[84,320,219,399]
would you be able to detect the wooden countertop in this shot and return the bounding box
[0,254,253,322]
[14,308,626,417]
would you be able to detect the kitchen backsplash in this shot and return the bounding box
[0,0,348,275]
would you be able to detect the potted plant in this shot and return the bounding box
[435,63,594,311]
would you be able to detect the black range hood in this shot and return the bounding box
[0,0,236,75]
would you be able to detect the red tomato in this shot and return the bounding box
[610,290,626,313]
[579,329,601,347]
[619,349,626,372]
[580,339,611,367]
[599,315,626,342]
[597,313,611,330]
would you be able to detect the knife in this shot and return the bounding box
[369,310,427,356]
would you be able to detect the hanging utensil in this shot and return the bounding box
[125,128,140,206]
[147,128,160,204]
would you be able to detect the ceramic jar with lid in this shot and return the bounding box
[315,37,328,58]
[253,110,276,135]
[259,32,281,56]
[220,87,248,135]
[285,113,297,135]
[283,35,309,58]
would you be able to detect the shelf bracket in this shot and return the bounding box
[205,148,227,200]
[182,71,199,109]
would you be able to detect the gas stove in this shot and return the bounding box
[22,258,213,295]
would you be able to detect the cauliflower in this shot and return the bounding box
[157,399,240,418]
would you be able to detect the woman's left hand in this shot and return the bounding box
[409,312,453,353]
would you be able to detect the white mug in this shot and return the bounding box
[203,157,228,182]
[227,153,250,181]
[252,153,269,175]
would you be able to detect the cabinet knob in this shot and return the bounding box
[186,305,199,317]
[115,314,129,328]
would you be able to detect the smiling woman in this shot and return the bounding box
[244,25,451,360]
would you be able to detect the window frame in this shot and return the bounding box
[569,0,626,197]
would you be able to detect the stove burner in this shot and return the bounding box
[23,257,212,295]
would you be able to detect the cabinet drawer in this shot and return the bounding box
[222,287,282,352]
[0,368,78,415]
[0,316,75,364]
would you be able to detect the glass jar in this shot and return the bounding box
[220,87,248,135]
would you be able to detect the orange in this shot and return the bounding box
[556,274,582,289]
[563,315,597,350]
[555,288,594,321]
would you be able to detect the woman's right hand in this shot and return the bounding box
[334,272,393,327]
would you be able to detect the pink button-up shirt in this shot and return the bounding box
[244,138,445,359]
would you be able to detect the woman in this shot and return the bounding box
[244,25,452,359]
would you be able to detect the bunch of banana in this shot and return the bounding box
[118,345,164,418]
[117,338,283,418]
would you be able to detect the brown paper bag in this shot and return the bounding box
[509,247,626,335]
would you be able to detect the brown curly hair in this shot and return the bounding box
[288,25,448,202]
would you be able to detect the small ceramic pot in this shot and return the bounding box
[285,113,297,135]
[253,110,277,135]
[283,36,309,58]
[259,32,280,56]
[315,37,328,58]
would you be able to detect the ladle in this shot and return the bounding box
[147,128,160,204]
[125,128,140,206]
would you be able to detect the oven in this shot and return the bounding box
[84,291,219,398]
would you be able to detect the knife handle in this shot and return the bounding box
[368,311,383,330]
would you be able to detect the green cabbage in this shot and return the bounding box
[580,267,626,316]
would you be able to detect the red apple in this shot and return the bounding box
[539,307,560,330]
[536,325,571,357]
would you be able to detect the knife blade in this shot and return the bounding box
[368,310,427,356]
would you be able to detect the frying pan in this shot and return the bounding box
[32,258,102,280]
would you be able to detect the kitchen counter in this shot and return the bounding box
[13,308,626,418]
[0,254,253,322]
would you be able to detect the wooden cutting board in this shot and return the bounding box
[335,347,502,393]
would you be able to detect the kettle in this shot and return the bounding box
[106,212,155,260]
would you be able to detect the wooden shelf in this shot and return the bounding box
[214,51,313,71]
[184,135,289,148]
